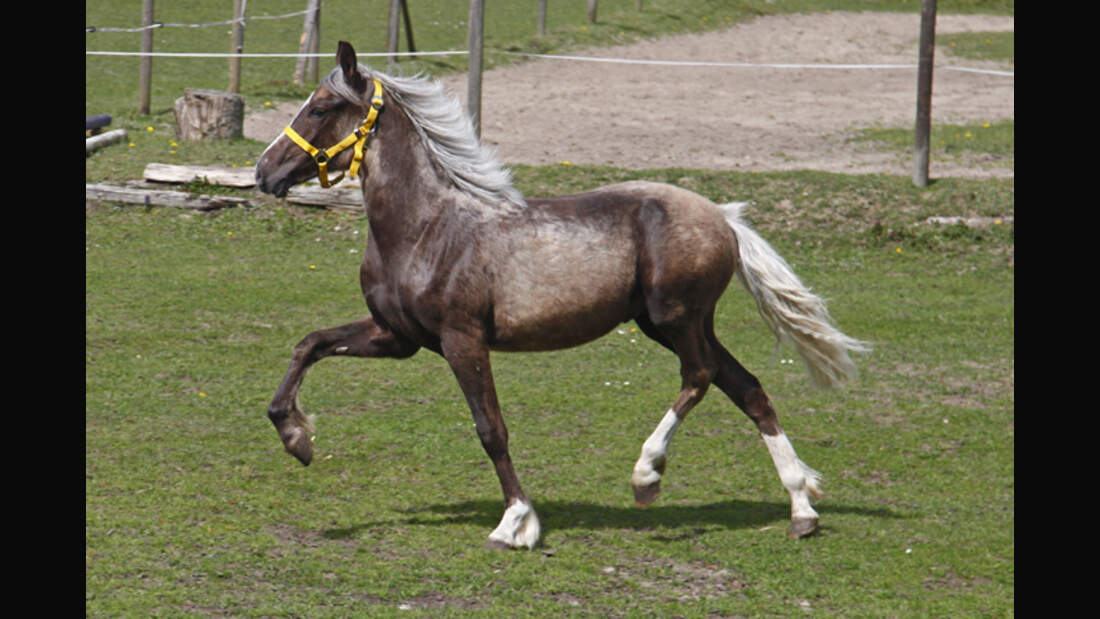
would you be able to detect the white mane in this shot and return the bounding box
[323,66,526,211]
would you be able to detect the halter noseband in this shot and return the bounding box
[282,78,384,188]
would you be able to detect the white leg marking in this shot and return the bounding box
[487,500,541,549]
[762,432,821,520]
[632,409,681,488]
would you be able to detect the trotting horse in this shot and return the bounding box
[255,41,868,549]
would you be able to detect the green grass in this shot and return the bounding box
[850,120,1014,172]
[87,167,1013,616]
[87,1,1012,614]
[940,30,1014,63]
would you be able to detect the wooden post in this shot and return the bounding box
[636,0,644,10]
[228,0,244,94]
[467,0,484,139]
[538,0,547,35]
[401,0,417,58]
[386,0,401,66]
[307,2,321,83]
[587,0,598,23]
[138,0,154,114]
[913,0,937,187]
[295,0,321,85]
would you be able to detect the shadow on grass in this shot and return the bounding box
[322,497,905,541]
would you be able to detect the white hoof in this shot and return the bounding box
[486,500,540,549]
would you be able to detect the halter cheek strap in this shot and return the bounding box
[283,78,384,188]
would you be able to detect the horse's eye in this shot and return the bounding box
[309,107,325,119]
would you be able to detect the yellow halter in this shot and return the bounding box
[282,78,384,188]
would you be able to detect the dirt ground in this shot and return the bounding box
[245,11,1014,179]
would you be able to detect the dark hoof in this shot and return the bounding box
[484,538,515,550]
[633,481,661,507]
[789,517,819,539]
[281,429,313,466]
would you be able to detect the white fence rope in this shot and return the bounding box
[86,4,310,33]
[84,48,1014,78]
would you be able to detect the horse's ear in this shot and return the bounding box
[337,41,367,93]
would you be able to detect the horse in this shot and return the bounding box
[255,41,869,549]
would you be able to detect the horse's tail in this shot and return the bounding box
[718,201,870,389]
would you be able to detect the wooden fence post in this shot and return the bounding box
[538,0,547,35]
[467,0,484,139]
[308,2,321,83]
[387,0,401,66]
[913,0,937,187]
[587,0,598,23]
[295,0,321,84]
[139,0,154,114]
[228,0,244,93]
[401,0,417,59]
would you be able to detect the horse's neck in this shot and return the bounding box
[361,117,451,254]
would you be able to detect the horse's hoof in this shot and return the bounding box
[282,431,314,466]
[633,481,661,507]
[789,517,819,539]
[484,538,515,550]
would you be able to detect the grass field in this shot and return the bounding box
[87,165,1013,616]
[87,1,1013,615]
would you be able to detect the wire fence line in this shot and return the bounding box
[85,48,1014,78]
[86,4,312,33]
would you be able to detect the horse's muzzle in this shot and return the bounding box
[255,166,290,198]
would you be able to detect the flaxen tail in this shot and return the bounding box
[718,201,870,388]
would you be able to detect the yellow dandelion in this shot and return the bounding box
[559,161,572,166]
[983,122,991,128]
[895,247,902,254]
[170,141,178,147]
[227,231,234,236]
[128,142,136,147]
[198,392,207,397]
[309,265,317,270]
[264,101,272,107]
[965,131,973,139]
[245,160,253,165]
[146,126,154,132]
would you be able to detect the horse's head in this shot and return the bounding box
[256,41,383,197]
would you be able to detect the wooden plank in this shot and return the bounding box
[923,216,1013,228]
[86,129,128,154]
[85,183,250,210]
[286,184,363,211]
[143,163,256,187]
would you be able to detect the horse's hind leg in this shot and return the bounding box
[710,338,823,538]
[268,316,418,465]
[631,316,717,506]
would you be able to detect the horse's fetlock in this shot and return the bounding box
[267,404,290,424]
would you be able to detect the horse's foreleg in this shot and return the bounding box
[441,329,540,550]
[711,341,823,538]
[268,316,418,465]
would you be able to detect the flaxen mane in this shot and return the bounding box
[321,65,526,210]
